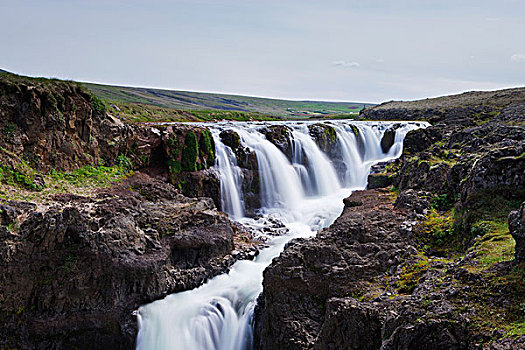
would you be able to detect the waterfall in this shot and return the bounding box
[212,129,245,219]
[135,120,429,350]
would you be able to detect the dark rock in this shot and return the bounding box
[220,129,241,150]
[380,129,396,153]
[509,201,525,260]
[461,145,525,201]
[0,173,237,349]
[0,204,18,226]
[254,190,415,349]
[394,189,431,215]
[315,298,384,350]
[308,123,339,158]
[367,173,393,189]
[381,319,469,350]
[261,125,294,161]
[403,127,443,154]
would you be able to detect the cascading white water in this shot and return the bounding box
[290,129,341,196]
[135,120,429,350]
[212,129,245,219]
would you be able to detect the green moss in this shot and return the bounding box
[417,209,456,256]
[349,124,360,137]
[465,219,515,273]
[396,255,430,293]
[432,193,453,211]
[199,129,215,168]
[181,131,198,172]
[323,125,337,144]
[48,155,132,187]
[0,148,44,191]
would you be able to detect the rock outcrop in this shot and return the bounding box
[0,72,239,348]
[254,190,416,349]
[0,173,241,349]
[308,123,339,158]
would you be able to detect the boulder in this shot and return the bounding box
[380,129,396,153]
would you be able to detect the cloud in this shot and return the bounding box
[375,58,385,63]
[510,54,525,63]
[331,60,360,68]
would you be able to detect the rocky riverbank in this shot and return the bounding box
[254,88,525,349]
[0,72,265,348]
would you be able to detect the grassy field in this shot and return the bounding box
[84,82,373,118]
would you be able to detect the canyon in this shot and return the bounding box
[0,72,524,349]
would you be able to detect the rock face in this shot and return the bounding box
[509,202,525,260]
[380,128,396,153]
[0,174,237,349]
[254,189,525,350]
[254,190,417,349]
[0,75,123,172]
[0,73,235,348]
[261,125,294,161]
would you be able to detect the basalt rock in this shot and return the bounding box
[254,189,521,350]
[254,190,417,349]
[367,173,393,189]
[380,129,396,153]
[0,173,237,349]
[261,125,294,161]
[0,72,222,209]
[308,123,339,158]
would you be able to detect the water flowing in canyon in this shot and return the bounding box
[135,120,428,350]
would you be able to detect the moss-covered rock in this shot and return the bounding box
[308,123,338,156]
[181,131,198,172]
[261,125,293,161]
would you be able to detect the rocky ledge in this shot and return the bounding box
[0,172,264,348]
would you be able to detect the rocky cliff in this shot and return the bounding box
[0,72,253,348]
[254,88,525,349]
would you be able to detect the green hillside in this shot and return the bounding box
[84,82,373,118]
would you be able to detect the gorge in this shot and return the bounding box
[135,121,427,349]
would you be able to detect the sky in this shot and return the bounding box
[1,0,525,103]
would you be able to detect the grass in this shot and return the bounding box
[466,220,515,273]
[0,156,133,203]
[105,100,283,123]
[0,148,44,191]
[453,263,525,339]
